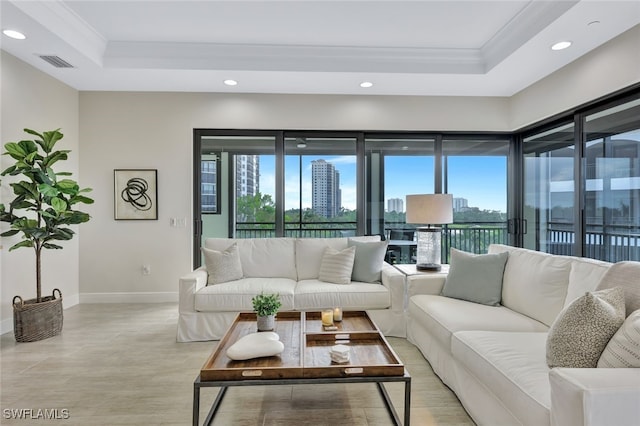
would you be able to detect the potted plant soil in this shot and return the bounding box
[251,292,282,331]
[1,128,93,342]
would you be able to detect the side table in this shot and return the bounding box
[392,264,450,309]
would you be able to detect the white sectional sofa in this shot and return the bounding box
[407,244,640,426]
[177,236,405,342]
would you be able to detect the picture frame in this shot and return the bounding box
[114,169,158,220]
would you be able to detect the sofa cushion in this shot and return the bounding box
[295,279,390,310]
[596,261,640,316]
[318,246,356,284]
[202,244,243,285]
[441,248,508,306]
[564,257,611,308]
[489,244,572,327]
[205,238,297,280]
[194,277,296,312]
[347,239,388,283]
[452,331,551,426]
[295,238,349,280]
[408,294,548,352]
[598,309,640,368]
[546,287,625,368]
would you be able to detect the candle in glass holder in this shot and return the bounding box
[333,307,343,322]
[321,309,334,326]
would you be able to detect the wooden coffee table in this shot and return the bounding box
[193,311,411,425]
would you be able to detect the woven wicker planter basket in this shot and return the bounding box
[13,289,63,342]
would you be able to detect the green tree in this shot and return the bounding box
[236,192,275,224]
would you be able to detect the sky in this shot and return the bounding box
[259,155,507,212]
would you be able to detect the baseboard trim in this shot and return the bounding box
[79,292,178,304]
[1,294,80,336]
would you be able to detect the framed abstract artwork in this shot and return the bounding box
[114,169,158,220]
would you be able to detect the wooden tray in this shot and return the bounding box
[200,311,404,382]
[304,311,379,334]
[200,312,303,381]
[303,331,404,378]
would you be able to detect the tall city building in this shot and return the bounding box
[236,155,259,197]
[387,198,404,213]
[453,197,469,212]
[201,157,218,213]
[312,159,341,218]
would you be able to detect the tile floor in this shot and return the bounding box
[0,303,474,425]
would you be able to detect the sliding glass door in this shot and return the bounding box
[284,135,358,237]
[583,98,640,261]
[443,137,510,258]
[522,123,576,254]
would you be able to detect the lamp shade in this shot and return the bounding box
[405,194,453,225]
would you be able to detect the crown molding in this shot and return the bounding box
[9,0,107,66]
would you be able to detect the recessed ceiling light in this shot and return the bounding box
[3,29,26,40]
[588,20,601,26]
[360,81,373,88]
[223,79,238,86]
[551,41,572,51]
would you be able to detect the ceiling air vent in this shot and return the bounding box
[38,55,74,68]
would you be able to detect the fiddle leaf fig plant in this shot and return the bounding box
[0,128,94,302]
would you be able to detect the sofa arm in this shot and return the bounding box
[178,266,208,313]
[381,262,405,311]
[406,265,449,298]
[550,368,640,426]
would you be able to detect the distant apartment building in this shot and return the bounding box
[387,198,404,213]
[201,157,218,213]
[453,197,469,212]
[312,159,341,218]
[236,155,259,197]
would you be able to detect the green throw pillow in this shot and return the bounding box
[441,248,508,306]
[348,239,388,283]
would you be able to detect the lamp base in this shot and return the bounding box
[416,263,441,272]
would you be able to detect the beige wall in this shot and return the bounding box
[1,52,80,333]
[1,23,638,325]
[510,24,640,129]
[77,92,510,301]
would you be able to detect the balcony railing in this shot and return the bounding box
[235,221,639,262]
[236,222,357,239]
[546,222,640,262]
[236,221,509,264]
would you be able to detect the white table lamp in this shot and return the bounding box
[405,194,453,271]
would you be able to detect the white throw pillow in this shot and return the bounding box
[318,246,356,284]
[201,243,243,285]
[546,287,625,368]
[598,309,640,368]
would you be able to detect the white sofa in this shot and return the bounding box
[407,244,640,426]
[177,236,405,342]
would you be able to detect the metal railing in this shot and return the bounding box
[546,222,640,262]
[236,222,357,239]
[234,221,640,262]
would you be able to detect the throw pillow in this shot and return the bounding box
[598,309,640,368]
[440,248,508,306]
[596,261,640,316]
[546,287,626,368]
[318,246,356,284]
[201,243,243,285]
[347,239,388,283]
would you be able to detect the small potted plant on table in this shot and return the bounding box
[251,292,282,331]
